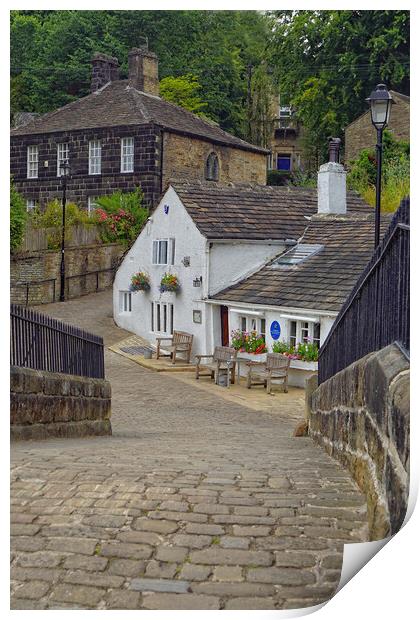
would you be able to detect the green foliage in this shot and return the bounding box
[94,187,148,245]
[10,179,27,251]
[267,170,293,186]
[10,10,269,138]
[160,74,208,117]
[31,199,95,249]
[245,62,277,148]
[347,130,410,212]
[272,340,319,362]
[269,10,410,166]
[230,329,267,353]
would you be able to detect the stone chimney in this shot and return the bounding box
[128,47,159,96]
[91,53,120,92]
[317,138,347,215]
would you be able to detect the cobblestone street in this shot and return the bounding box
[11,291,369,610]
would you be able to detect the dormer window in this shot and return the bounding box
[205,152,219,181]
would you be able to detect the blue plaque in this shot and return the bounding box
[270,320,281,340]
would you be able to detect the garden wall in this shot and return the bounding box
[11,366,112,441]
[308,343,409,540]
[10,242,125,305]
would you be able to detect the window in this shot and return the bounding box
[57,143,69,176]
[289,320,321,347]
[205,152,219,181]
[87,196,98,214]
[120,291,132,313]
[151,301,174,335]
[152,239,175,265]
[27,146,38,179]
[239,315,266,339]
[26,199,37,212]
[277,153,291,171]
[89,140,101,175]
[121,137,134,173]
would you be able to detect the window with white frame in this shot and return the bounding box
[239,315,266,339]
[87,196,98,214]
[89,140,101,175]
[151,301,173,335]
[121,137,134,173]
[57,143,69,176]
[27,146,39,179]
[152,238,175,265]
[26,199,37,212]
[120,291,132,313]
[289,320,321,347]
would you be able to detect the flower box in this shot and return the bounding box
[237,351,267,363]
[290,360,318,372]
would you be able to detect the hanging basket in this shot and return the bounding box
[130,271,150,292]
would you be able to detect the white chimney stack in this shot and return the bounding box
[317,138,347,215]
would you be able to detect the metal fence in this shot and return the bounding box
[10,304,105,379]
[318,198,410,384]
[10,267,116,306]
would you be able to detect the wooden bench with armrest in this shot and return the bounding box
[195,346,237,384]
[156,330,194,364]
[246,352,290,394]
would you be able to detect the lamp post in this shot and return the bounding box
[59,160,70,302]
[366,84,394,248]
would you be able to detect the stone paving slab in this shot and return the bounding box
[10,291,369,610]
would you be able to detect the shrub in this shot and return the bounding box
[10,179,27,251]
[267,170,293,186]
[31,199,95,249]
[94,187,148,245]
[347,130,410,212]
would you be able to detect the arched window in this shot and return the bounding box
[205,152,219,181]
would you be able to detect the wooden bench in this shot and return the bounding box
[156,330,194,364]
[246,353,290,394]
[195,346,237,385]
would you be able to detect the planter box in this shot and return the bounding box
[289,360,318,388]
[237,352,266,377]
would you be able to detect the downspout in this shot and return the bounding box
[159,128,164,195]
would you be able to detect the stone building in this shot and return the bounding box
[10,47,268,212]
[267,96,306,175]
[344,91,410,163]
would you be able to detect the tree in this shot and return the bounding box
[245,62,277,148]
[159,75,208,117]
[269,10,410,167]
[10,180,27,251]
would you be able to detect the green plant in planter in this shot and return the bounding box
[272,340,319,362]
[130,271,150,292]
[160,273,180,293]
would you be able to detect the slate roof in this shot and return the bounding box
[10,81,267,154]
[212,213,392,313]
[171,181,370,241]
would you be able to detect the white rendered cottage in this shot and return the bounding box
[113,172,373,372]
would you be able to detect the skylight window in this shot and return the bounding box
[272,244,323,268]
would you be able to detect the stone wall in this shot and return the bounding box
[11,366,112,441]
[309,343,409,540]
[345,93,410,163]
[10,242,125,305]
[162,132,267,187]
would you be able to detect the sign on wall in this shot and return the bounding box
[270,320,281,340]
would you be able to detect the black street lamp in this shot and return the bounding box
[59,160,70,302]
[366,84,394,248]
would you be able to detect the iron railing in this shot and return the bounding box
[10,266,116,306]
[318,198,410,384]
[10,304,105,379]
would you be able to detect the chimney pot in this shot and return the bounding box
[91,53,120,92]
[128,47,159,96]
[328,137,341,163]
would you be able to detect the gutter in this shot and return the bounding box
[202,298,338,318]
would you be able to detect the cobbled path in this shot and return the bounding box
[10,291,369,610]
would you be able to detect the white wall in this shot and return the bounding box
[113,187,209,356]
[209,242,285,296]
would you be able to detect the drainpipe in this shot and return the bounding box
[204,241,211,299]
